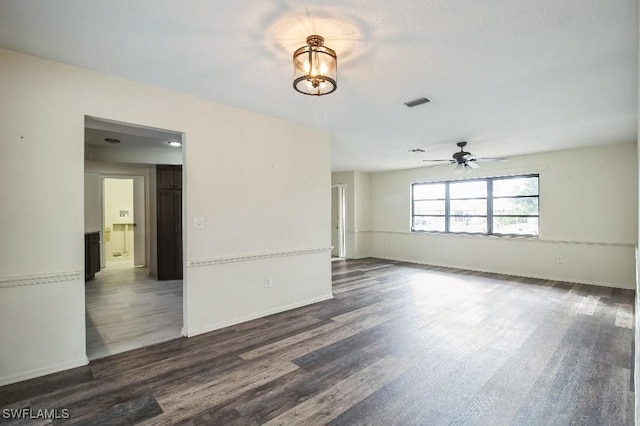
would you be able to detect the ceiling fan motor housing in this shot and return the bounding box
[452,141,471,164]
[453,150,471,163]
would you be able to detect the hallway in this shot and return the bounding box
[85,264,182,360]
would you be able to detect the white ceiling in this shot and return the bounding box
[85,116,182,150]
[0,1,637,172]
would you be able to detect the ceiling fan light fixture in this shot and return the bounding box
[453,163,465,175]
[293,35,337,96]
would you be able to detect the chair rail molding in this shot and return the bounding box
[0,270,84,289]
[187,246,332,268]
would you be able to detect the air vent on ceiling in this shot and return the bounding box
[403,97,430,108]
[408,148,425,153]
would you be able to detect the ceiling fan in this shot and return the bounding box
[422,141,507,174]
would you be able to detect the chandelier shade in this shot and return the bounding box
[293,35,337,96]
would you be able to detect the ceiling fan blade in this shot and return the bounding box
[466,160,480,169]
[425,161,455,169]
[422,159,454,162]
[474,157,507,163]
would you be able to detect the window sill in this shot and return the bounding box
[410,230,540,240]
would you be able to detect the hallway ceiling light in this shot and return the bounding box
[104,138,120,144]
[167,140,182,147]
[293,35,337,96]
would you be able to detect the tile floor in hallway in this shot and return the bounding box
[85,257,183,360]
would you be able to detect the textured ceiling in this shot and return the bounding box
[0,1,637,171]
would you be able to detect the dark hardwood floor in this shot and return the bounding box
[0,258,634,425]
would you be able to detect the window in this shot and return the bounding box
[411,174,539,236]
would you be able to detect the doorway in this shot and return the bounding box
[331,185,346,260]
[84,116,185,360]
[102,177,145,269]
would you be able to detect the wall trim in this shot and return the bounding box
[184,293,334,337]
[187,246,332,268]
[0,356,89,387]
[372,255,634,290]
[0,270,84,289]
[369,230,634,248]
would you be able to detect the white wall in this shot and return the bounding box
[354,171,371,257]
[331,171,371,259]
[367,143,638,289]
[149,170,158,277]
[0,48,331,385]
[84,173,101,233]
[85,144,182,165]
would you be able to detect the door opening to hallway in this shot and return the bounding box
[102,177,142,270]
[84,116,184,360]
[331,185,346,260]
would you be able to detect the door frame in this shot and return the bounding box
[331,184,346,259]
[84,115,187,355]
[100,175,148,268]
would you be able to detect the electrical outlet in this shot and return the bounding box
[264,277,272,288]
[556,256,563,264]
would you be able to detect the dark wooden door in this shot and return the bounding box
[157,166,182,280]
[173,190,183,279]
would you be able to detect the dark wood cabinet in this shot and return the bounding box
[157,165,182,190]
[85,232,101,280]
[157,165,183,280]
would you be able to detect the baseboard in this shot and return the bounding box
[372,255,635,290]
[184,293,334,337]
[0,356,89,387]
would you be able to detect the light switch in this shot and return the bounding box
[195,216,204,230]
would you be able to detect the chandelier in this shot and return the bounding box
[293,35,337,96]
